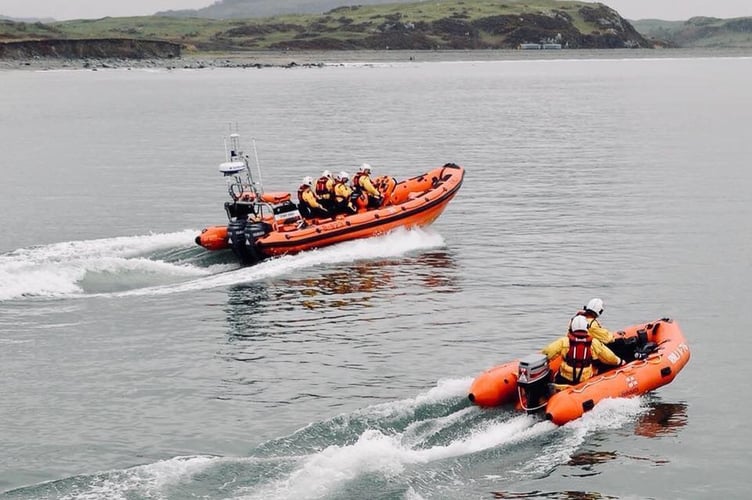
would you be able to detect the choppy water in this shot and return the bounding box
[1,51,751,499]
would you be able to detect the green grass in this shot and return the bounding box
[1,0,640,51]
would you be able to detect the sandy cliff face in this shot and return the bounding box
[0,39,181,59]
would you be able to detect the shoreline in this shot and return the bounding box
[1,47,749,71]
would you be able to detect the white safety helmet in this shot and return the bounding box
[339,171,349,181]
[322,169,331,178]
[303,176,313,186]
[359,163,372,174]
[585,298,604,317]
[571,315,589,333]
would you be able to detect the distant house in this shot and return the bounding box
[518,42,562,50]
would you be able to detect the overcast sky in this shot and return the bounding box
[3,0,752,22]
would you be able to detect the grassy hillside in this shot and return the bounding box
[156,0,410,19]
[1,0,648,52]
[632,16,752,48]
[0,19,65,40]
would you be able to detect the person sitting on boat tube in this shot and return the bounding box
[351,163,383,209]
[297,176,329,219]
[333,171,357,214]
[315,170,335,211]
[567,298,615,344]
[542,315,626,386]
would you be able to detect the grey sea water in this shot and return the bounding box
[1,51,750,499]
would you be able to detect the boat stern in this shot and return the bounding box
[468,360,520,407]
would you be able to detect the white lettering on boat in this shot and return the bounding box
[668,343,689,364]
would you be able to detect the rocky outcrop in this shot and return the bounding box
[0,38,181,59]
[261,5,649,51]
[575,5,648,48]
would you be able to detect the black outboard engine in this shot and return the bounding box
[224,201,269,265]
[517,353,552,413]
[227,219,269,265]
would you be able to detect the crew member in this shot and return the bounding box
[333,171,356,214]
[543,315,625,385]
[297,176,328,218]
[567,297,614,344]
[315,170,335,211]
[351,163,383,209]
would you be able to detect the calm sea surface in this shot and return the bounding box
[1,50,751,499]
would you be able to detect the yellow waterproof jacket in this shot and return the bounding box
[299,186,324,209]
[334,182,355,211]
[567,315,614,344]
[542,336,622,383]
[355,174,380,197]
[334,182,353,202]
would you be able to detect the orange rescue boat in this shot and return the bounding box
[468,318,690,425]
[196,133,464,265]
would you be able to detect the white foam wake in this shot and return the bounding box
[0,230,220,301]
[47,382,647,500]
[113,227,446,297]
[237,377,546,500]
[0,227,445,301]
[239,383,646,500]
[511,397,646,477]
[56,455,223,500]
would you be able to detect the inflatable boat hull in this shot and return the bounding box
[468,318,690,425]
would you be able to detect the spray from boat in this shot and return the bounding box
[3,378,650,500]
[0,228,445,301]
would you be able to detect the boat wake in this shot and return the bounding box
[4,378,649,500]
[235,383,645,500]
[0,228,446,302]
[0,230,224,301]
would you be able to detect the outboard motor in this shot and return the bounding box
[517,353,551,413]
[226,217,268,265]
[224,200,266,265]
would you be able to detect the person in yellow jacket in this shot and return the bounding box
[543,315,625,385]
[333,171,356,214]
[297,176,328,218]
[566,297,614,344]
[315,170,335,211]
[351,163,383,209]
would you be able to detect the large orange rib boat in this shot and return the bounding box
[195,133,464,265]
[468,318,690,425]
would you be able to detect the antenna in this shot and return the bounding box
[252,138,263,193]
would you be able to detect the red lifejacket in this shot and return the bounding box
[565,330,593,373]
[315,177,331,198]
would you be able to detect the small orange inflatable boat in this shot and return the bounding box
[196,133,464,265]
[468,318,690,425]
